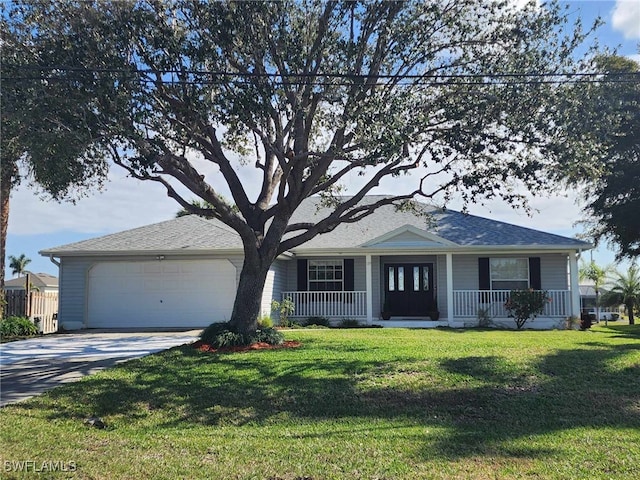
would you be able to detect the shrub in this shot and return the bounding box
[252,328,285,345]
[271,297,295,327]
[303,316,331,327]
[0,316,38,337]
[504,289,550,329]
[477,307,492,328]
[200,322,284,347]
[565,316,579,330]
[338,318,360,328]
[258,315,273,328]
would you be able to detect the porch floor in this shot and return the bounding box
[375,319,449,328]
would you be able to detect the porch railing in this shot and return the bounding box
[283,291,367,319]
[453,290,570,318]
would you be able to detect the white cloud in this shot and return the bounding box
[8,171,178,235]
[612,0,640,39]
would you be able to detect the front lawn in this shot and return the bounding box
[1,325,639,479]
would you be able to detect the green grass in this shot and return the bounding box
[1,325,639,479]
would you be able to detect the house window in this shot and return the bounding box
[308,260,343,291]
[490,258,529,290]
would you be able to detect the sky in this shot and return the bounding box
[4,0,640,280]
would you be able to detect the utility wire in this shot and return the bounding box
[3,66,639,86]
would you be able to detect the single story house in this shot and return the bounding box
[40,196,591,330]
[4,272,59,293]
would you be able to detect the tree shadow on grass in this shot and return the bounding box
[20,336,640,463]
[596,324,640,340]
[425,342,640,459]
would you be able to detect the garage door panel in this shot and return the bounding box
[88,260,236,328]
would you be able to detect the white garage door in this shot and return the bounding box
[87,260,237,328]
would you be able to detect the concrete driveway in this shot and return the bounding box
[0,330,199,407]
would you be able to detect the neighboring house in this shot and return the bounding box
[3,272,59,293]
[579,284,620,320]
[579,284,598,311]
[40,196,590,330]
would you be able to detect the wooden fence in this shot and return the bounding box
[3,290,59,334]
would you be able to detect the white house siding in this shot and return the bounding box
[353,257,366,291]
[261,260,288,318]
[541,253,569,289]
[371,256,381,319]
[452,255,478,290]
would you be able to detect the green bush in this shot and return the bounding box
[504,289,550,329]
[271,297,295,327]
[303,316,331,327]
[200,322,284,347]
[338,318,361,328]
[252,327,285,345]
[258,315,273,328]
[0,316,38,337]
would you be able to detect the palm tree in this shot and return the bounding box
[579,260,612,324]
[8,253,31,277]
[601,265,640,325]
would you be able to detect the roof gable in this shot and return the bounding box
[361,224,458,248]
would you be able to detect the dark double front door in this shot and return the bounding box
[384,263,434,316]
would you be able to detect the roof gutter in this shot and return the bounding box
[48,254,60,267]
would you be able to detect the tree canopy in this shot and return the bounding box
[556,55,640,260]
[3,0,602,333]
[1,8,111,295]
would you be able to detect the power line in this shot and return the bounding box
[3,65,639,86]
[6,65,640,80]
[4,76,639,86]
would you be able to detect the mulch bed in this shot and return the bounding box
[192,340,302,354]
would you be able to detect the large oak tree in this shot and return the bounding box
[4,0,600,333]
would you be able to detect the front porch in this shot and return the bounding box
[283,289,572,327]
[278,251,582,328]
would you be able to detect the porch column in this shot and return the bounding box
[569,251,581,318]
[446,253,454,324]
[366,254,373,324]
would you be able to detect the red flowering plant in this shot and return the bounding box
[504,289,550,329]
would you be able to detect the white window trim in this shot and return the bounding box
[490,257,529,290]
[308,259,344,291]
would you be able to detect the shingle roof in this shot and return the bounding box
[40,215,242,254]
[286,196,589,250]
[4,272,58,288]
[41,196,589,256]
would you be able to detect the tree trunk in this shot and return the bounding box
[0,179,10,319]
[627,302,635,325]
[228,253,273,335]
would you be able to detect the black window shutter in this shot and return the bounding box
[297,259,308,291]
[344,259,355,291]
[529,257,541,290]
[479,258,490,290]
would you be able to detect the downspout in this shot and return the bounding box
[48,255,62,330]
